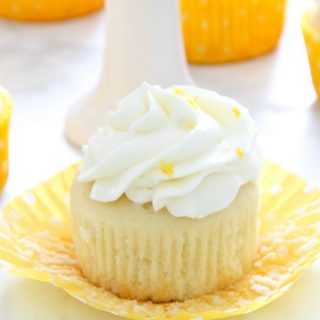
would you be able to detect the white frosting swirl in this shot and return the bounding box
[78,83,261,219]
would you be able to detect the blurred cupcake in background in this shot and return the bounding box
[180,0,287,63]
[0,88,12,192]
[302,0,320,98]
[0,0,103,21]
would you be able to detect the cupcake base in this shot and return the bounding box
[71,178,259,303]
[302,11,320,98]
[0,0,103,21]
[180,0,287,63]
[0,88,12,192]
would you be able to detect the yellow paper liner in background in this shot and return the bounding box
[0,0,103,21]
[0,161,319,319]
[302,11,320,99]
[180,0,287,63]
[0,87,12,192]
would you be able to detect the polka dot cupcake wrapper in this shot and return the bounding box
[0,87,12,192]
[180,0,287,63]
[302,11,320,98]
[0,161,319,319]
[0,0,103,21]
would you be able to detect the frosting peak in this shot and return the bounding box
[79,83,261,219]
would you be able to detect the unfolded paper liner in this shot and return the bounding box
[0,87,12,192]
[0,0,103,21]
[0,161,319,319]
[180,0,287,63]
[302,11,320,98]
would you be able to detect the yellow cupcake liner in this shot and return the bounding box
[180,0,287,63]
[302,11,320,98]
[0,0,103,22]
[0,87,12,192]
[0,161,320,319]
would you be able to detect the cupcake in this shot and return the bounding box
[0,0,103,21]
[0,87,12,192]
[71,83,262,302]
[302,1,320,98]
[180,0,287,63]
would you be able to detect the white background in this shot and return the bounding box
[0,0,319,319]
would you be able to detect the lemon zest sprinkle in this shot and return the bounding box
[184,121,197,130]
[173,86,186,97]
[233,107,241,118]
[173,87,199,109]
[236,147,245,159]
[186,96,200,109]
[160,160,175,177]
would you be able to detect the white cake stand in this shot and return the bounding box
[65,0,194,147]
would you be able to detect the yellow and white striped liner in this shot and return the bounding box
[302,11,320,98]
[180,0,287,63]
[0,87,12,192]
[0,161,320,319]
[0,0,103,21]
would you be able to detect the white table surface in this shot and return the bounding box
[0,0,319,319]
